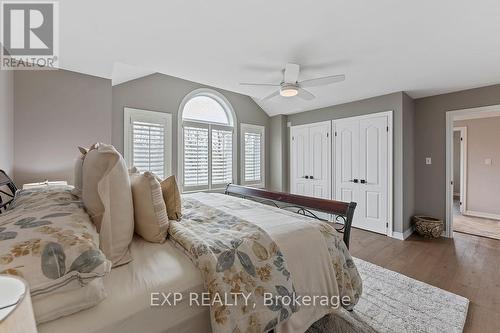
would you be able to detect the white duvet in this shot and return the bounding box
[39,192,361,333]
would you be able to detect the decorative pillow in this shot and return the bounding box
[71,146,90,197]
[160,176,182,220]
[82,143,134,267]
[33,277,106,324]
[0,187,112,322]
[130,171,169,243]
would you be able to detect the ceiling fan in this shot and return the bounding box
[240,63,345,101]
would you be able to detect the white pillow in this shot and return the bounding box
[82,143,134,267]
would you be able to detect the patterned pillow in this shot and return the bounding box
[0,186,112,298]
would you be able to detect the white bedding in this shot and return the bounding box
[191,193,342,333]
[38,236,209,333]
[39,192,356,333]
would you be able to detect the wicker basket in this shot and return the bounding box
[413,215,444,238]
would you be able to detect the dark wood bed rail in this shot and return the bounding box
[224,184,357,249]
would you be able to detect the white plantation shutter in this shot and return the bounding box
[244,132,261,182]
[124,108,172,179]
[132,121,165,178]
[241,124,265,186]
[183,124,209,188]
[179,90,237,192]
[211,127,233,186]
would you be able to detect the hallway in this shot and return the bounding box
[453,199,500,240]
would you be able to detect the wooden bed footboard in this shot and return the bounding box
[224,184,357,249]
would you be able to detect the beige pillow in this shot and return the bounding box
[130,172,169,243]
[82,143,134,267]
[71,146,90,197]
[160,176,182,220]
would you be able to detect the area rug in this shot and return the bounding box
[307,258,469,333]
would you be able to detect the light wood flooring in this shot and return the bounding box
[350,228,500,333]
[453,199,500,240]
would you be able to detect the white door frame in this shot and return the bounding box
[445,104,500,238]
[452,127,467,214]
[332,110,393,237]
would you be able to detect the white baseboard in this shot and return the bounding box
[464,210,500,221]
[391,226,414,240]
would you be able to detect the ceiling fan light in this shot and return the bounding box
[280,86,298,97]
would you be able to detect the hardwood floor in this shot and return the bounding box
[349,228,500,333]
[453,199,500,240]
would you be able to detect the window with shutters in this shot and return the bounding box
[124,108,172,179]
[179,89,236,192]
[241,124,265,187]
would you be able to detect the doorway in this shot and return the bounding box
[446,105,500,240]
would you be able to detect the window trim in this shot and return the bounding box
[240,123,265,188]
[123,107,172,178]
[178,89,237,193]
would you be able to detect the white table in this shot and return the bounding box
[22,181,68,190]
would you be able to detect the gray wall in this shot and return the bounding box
[0,70,14,176]
[414,84,500,220]
[454,117,500,215]
[285,92,412,233]
[112,73,270,186]
[269,115,288,191]
[14,70,112,186]
[402,93,415,232]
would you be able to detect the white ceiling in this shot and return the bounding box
[59,0,500,116]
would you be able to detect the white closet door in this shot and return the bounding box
[334,119,360,207]
[358,116,388,234]
[308,122,331,199]
[334,114,389,235]
[290,126,310,196]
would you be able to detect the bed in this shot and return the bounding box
[37,185,360,333]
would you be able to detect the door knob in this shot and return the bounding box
[352,179,359,183]
[360,179,366,184]
[310,175,314,179]
[304,175,309,179]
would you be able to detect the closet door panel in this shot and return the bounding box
[308,122,331,200]
[290,126,310,196]
[359,116,388,234]
[334,119,360,204]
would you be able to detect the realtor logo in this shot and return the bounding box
[1,1,59,69]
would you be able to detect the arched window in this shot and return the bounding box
[179,89,236,192]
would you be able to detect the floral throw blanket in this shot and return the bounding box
[169,197,299,333]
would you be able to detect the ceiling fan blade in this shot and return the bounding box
[284,63,300,83]
[299,74,345,88]
[260,89,281,101]
[240,82,280,87]
[297,88,315,100]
